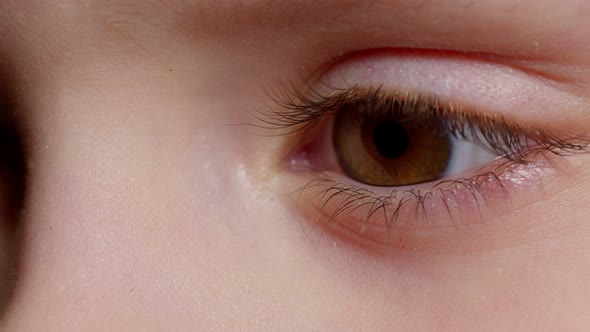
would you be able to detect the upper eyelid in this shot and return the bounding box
[331,55,576,113]
[283,50,590,130]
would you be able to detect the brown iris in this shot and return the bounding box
[333,106,452,186]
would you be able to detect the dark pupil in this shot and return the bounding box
[372,120,409,159]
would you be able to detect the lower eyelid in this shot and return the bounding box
[282,156,560,251]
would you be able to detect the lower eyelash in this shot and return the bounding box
[285,156,552,241]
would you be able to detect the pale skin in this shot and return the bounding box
[0,0,589,330]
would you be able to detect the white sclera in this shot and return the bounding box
[443,137,499,177]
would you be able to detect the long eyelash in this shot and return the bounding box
[261,84,590,238]
[264,85,590,160]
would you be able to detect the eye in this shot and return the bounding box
[260,51,590,249]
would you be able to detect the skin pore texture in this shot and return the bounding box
[0,0,589,330]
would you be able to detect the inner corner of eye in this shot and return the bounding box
[286,147,311,170]
[284,136,323,172]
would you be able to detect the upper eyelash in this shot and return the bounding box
[261,84,590,162]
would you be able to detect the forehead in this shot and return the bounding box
[7,0,588,31]
[2,0,590,75]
